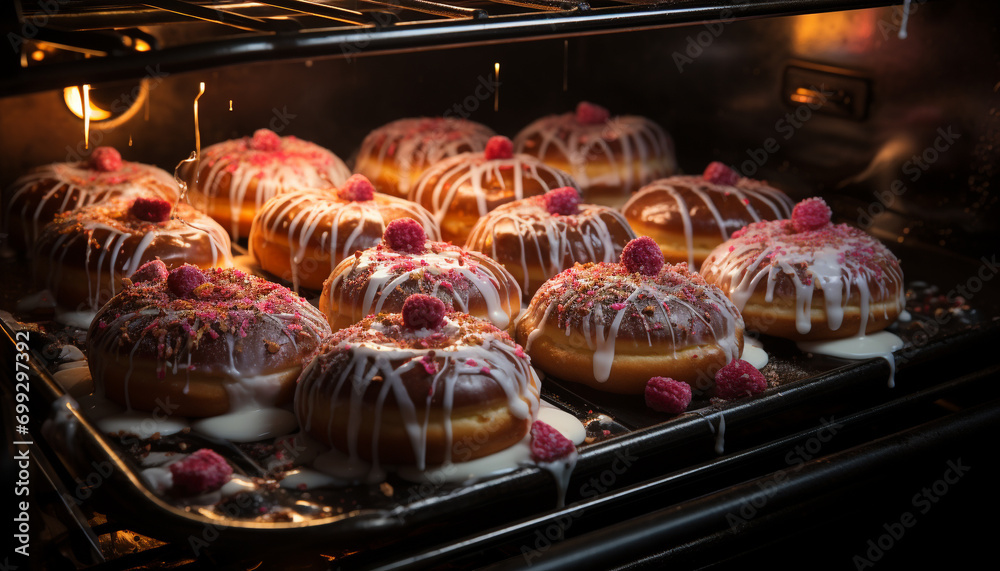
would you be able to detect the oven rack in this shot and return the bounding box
[3,0,908,95]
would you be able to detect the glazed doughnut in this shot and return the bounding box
[87,263,331,417]
[355,117,496,198]
[622,162,794,268]
[513,102,676,208]
[248,174,440,293]
[321,218,522,331]
[465,187,636,299]
[181,129,351,239]
[699,197,905,341]
[515,237,744,394]
[409,135,576,244]
[33,196,232,317]
[2,147,179,253]
[295,294,540,468]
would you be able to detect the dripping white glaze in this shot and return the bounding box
[513,113,676,193]
[797,331,904,388]
[248,189,441,293]
[356,117,495,196]
[742,336,769,370]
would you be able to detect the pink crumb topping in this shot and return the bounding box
[702,161,740,186]
[169,449,233,495]
[791,197,833,233]
[131,259,168,284]
[167,265,209,299]
[543,187,581,216]
[401,294,447,330]
[338,173,375,202]
[383,218,427,254]
[129,197,172,223]
[250,128,282,152]
[645,377,692,414]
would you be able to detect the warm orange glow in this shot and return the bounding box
[791,12,878,55]
[194,82,206,157]
[31,50,45,61]
[134,38,151,52]
[63,86,112,121]
[493,62,500,112]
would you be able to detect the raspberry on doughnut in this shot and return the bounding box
[700,197,905,340]
[294,296,540,470]
[87,265,331,418]
[621,163,794,268]
[247,175,441,293]
[513,102,677,208]
[464,188,636,299]
[409,136,577,244]
[515,238,744,395]
[321,221,522,332]
[180,129,351,239]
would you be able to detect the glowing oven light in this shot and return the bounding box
[63,86,112,121]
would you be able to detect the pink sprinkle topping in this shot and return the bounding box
[702,161,740,186]
[543,187,581,216]
[420,354,438,375]
[401,294,447,330]
[791,197,833,233]
[714,359,767,399]
[338,173,375,202]
[89,147,122,172]
[576,101,610,125]
[645,377,692,414]
[484,136,514,160]
[167,265,208,299]
[131,259,168,284]
[129,197,172,223]
[169,449,233,496]
[621,236,664,276]
[383,218,427,254]
[530,420,576,463]
[250,128,282,152]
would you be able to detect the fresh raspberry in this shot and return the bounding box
[702,161,740,186]
[644,377,692,414]
[620,236,664,276]
[382,218,427,254]
[791,197,832,233]
[484,136,514,160]
[130,259,168,284]
[89,147,122,172]
[129,197,172,223]
[338,174,375,202]
[529,420,576,463]
[575,101,610,125]
[401,294,447,330]
[543,187,581,216]
[169,449,233,496]
[250,128,282,152]
[167,265,208,299]
[714,359,767,399]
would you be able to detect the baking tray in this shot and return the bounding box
[3,238,999,560]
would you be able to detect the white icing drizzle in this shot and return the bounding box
[797,331,904,388]
[742,336,769,369]
[522,264,743,384]
[191,407,297,443]
[2,160,179,251]
[325,242,520,330]
[248,189,441,293]
[409,152,576,226]
[295,315,541,477]
[356,117,495,196]
[899,0,912,39]
[465,197,635,297]
[701,221,905,337]
[513,113,675,192]
[623,175,794,267]
[34,200,233,314]
[189,135,351,239]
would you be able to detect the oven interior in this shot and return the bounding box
[2,1,999,569]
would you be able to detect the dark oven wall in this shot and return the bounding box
[1,1,997,255]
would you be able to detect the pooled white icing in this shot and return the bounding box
[15,289,56,312]
[191,407,297,443]
[98,411,189,439]
[741,336,769,370]
[797,331,904,387]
